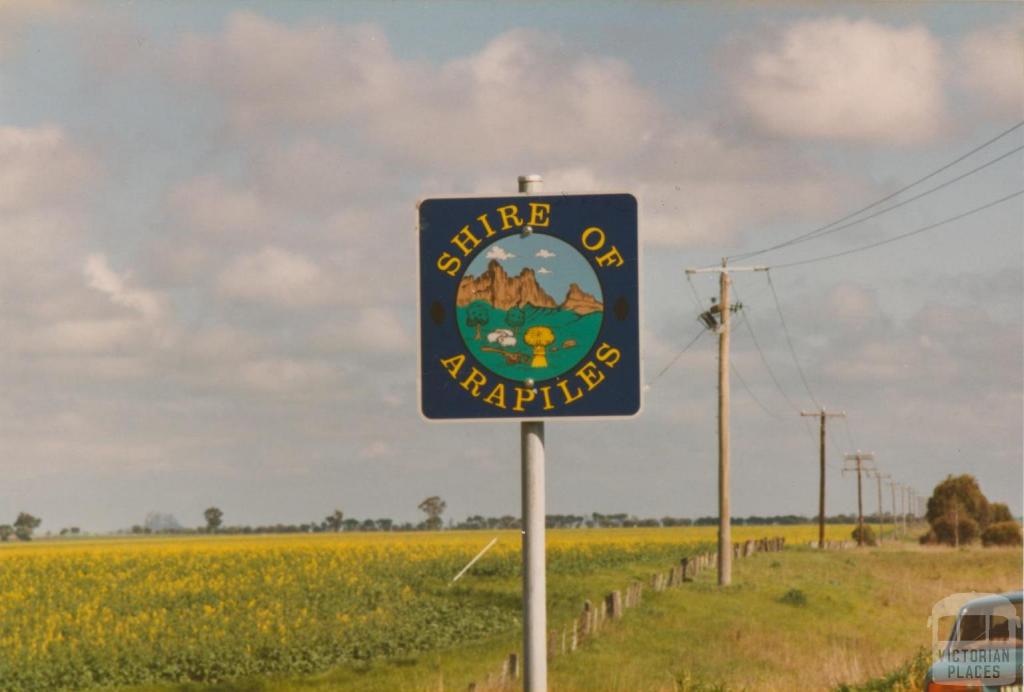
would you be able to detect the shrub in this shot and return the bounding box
[931,515,979,545]
[779,588,807,606]
[851,525,877,546]
[981,521,1022,547]
[990,503,1014,524]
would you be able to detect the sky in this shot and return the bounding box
[1,1,1021,532]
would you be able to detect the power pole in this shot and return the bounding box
[685,260,766,586]
[886,479,898,541]
[801,408,846,548]
[898,483,907,535]
[904,486,911,533]
[843,451,876,546]
[870,471,890,544]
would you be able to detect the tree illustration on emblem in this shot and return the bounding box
[466,301,491,340]
[524,326,555,368]
[505,305,526,335]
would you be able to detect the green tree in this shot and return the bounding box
[418,496,447,531]
[14,512,41,541]
[925,475,991,545]
[990,502,1014,523]
[852,524,878,546]
[0,525,13,542]
[981,521,1022,546]
[203,507,224,533]
[466,301,491,340]
[505,306,526,335]
[324,509,344,532]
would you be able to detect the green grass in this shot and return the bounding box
[192,540,1015,692]
[150,540,1020,692]
[545,543,1020,691]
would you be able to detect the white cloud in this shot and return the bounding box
[169,175,267,235]
[732,17,947,143]
[311,307,411,355]
[12,319,148,356]
[956,20,1024,116]
[349,307,410,353]
[177,16,664,166]
[358,440,394,460]
[217,246,333,308]
[84,254,163,320]
[537,267,551,274]
[535,249,556,259]
[238,357,339,394]
[178,14,402,129]
[0,125,92,212]
[485,245,516,261]
[0,1,77,59]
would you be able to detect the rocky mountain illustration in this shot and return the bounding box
[560,283,603,315]
[456,260,603,315]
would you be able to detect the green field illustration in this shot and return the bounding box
[457,304,603,382]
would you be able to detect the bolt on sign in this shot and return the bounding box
[418,194,640,420]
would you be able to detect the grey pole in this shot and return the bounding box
[518,173,546,692]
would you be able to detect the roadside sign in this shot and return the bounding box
[418,193,640,421]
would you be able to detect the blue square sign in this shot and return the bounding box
[418,193,640,421]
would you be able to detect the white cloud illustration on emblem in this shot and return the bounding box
[535,249,556,258]
[485,245,516,261]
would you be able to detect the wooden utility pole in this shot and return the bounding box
[886,479,898,540]
[870,471,889,544]
[685,260,766,586]
[801,408,845,549]
[718,266,730,586]
[896,482,906,535]
[843,451,875,546]
[902,485,910,534]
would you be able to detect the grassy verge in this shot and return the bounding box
[545,543,1020,691]
[174,541,1021,692]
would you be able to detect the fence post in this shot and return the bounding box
[607,590,623,619]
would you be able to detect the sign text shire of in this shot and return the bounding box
[418,194,639,421]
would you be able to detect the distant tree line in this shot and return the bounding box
[117,507,906,536]
[0,513,42,542]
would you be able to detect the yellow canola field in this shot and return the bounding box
[0,526,853,689]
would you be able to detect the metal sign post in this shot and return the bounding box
[416,176,640,692]
[518,174,546,692]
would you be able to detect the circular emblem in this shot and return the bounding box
[455,234,604,382]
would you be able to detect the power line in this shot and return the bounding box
[841,417,858,451]
[685,271,706,311]
[772,189,1024,269]
[765,271,820,408]
[732,119,1024,261]
[726,311,785,421]
[731,284,805,413]
[731,360,785,420]
[646,327,706,388]
[746,145,1022,259]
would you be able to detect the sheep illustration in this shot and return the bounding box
[486,329,517,348]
